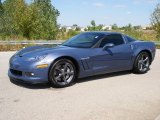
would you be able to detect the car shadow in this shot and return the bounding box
[10,78,51,89]
[77,68,151,84]
[77,70,132,83]
[10,70,133,89]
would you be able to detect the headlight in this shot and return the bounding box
[27,54,48,61]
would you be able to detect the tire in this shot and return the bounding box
[49,59,77,88]
[133,51,150,74]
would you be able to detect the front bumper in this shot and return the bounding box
[8,58,50,84]
[8,70,48,84]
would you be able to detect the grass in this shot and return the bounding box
[0,44,32,51]
[156,45,160,49]
[0,30,159,51]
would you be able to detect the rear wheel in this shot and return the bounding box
[133,51,150,74]
[49,59,77,88]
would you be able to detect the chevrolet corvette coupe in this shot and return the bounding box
[8,32,156,87]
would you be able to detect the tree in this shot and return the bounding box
[0,0,59,40]
[91,20,96,27]
[87,20,103,31]
[0,0,22,38]
[72,24,80,31]
[112,24,118,30]
[75,27,80,31]
[0,0,4,31]
[28,0,60,39]
[91,20,96,30]
[96,24,103,31]
[0,0,3,14]
[73,24,78,27]
[133,25,142,30]
[123,23,133,31]
[151,3,160,39]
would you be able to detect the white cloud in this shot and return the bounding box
[92,2,105,7]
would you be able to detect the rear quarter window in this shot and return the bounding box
[125,36,136,43]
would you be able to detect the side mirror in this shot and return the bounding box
[103,43,115,50]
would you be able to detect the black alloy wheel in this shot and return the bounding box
[133,51,150,74]
[49,59,77,87]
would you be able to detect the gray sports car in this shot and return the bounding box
[8,32,156,87]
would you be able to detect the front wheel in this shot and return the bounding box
[49,59,77,88]
[133,51,150,74]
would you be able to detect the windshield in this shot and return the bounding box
[62,33,105,48]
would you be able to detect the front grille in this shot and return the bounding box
[10,69,22,76]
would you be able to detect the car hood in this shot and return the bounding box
[17,45,75,57]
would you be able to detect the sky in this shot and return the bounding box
[3,0,160,27]
[51,0,160,27]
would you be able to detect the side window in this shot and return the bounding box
[100,34,124,48]
[125,36,135,43]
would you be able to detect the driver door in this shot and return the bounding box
[93,34,133,75]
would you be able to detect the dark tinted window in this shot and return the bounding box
[100,34,124,48]
[125,36,135,43]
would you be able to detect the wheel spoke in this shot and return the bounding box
[140,64,143,71]
[65,71,74,75]
[55,74,62,81]
[55,68,61,73]
[55,65,62,72]
[64,63,69,71]
[141,54,144,61]
[143,57,149,62]
[62,74,68,84]
[142,62,148,68]
[138,60,142,70]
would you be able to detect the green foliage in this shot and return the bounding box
[56,29,80,40]
[151,3,160,40]
[87,20,96,31]
[120,24,133,31]
[123,30,143,39]
[0,0,3,14]
[112,24,118,30]
[72,24,81,31]
[0,0,59,40]
[67,30,79,37]
[133,25,142,30]
[112,23,157,41]
[87,20,104,31]
[91,20,96,27]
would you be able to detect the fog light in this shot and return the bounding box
[25,72,35,76]
[36,64,49,68]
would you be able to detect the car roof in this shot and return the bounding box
[83,31,122,35]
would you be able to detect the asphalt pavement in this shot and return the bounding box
[0,50,160,120]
